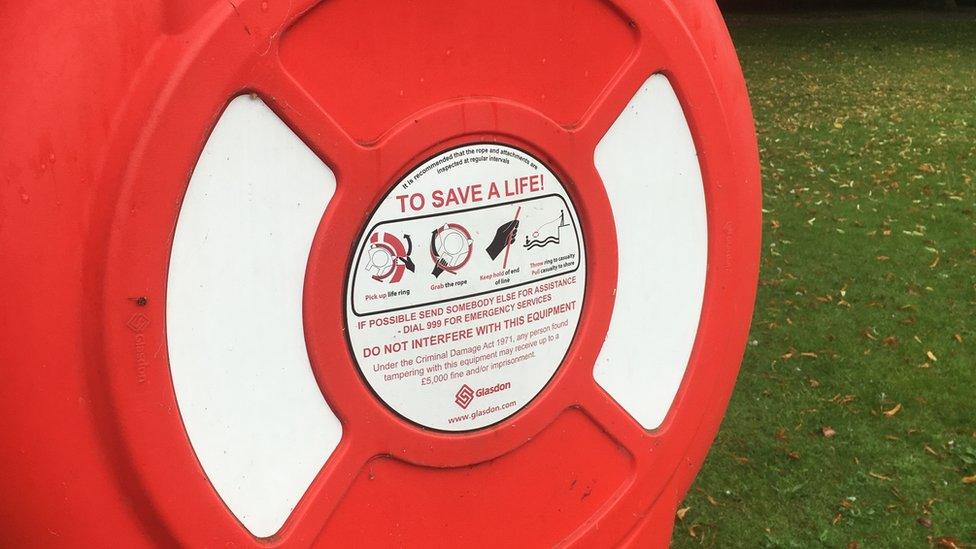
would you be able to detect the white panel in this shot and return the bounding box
[167,95,341,537]
[593,74,707,429]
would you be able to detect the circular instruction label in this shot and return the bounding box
[346,143,585,431]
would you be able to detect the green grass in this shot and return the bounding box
[673,11,976,548]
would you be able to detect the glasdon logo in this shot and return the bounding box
[454,382,511,409]
[454,384,474,409]
[476,382,511,398]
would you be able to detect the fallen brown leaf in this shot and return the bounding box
[822,426,837,438]
[883,403,902,417]
[962,474,976,484]
[917,517,932,528]
[831,394,856,405]
[869,471,892,481]
[676,506,691,520]
[933,536,963,549]
[926,350,938,362]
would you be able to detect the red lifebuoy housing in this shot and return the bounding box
[0,0,759,546]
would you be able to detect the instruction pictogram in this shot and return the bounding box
[486,206,521,269]
[524,210,570,251]
[363,231,415,283]
[430,223,473,277]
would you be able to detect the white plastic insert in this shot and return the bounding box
[167,95,341,537]
[593,74,708,429]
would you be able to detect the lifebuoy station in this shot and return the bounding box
[0,0,760,546]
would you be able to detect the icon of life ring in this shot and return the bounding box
[430,223,473,277]
[364,232,414,283]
